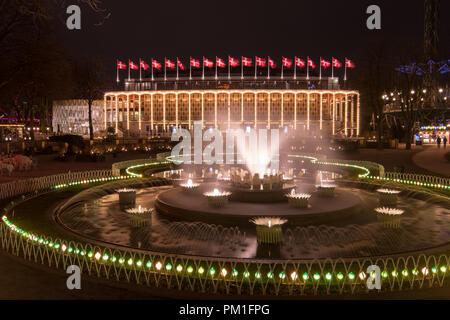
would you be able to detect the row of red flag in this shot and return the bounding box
[118,56,355,71]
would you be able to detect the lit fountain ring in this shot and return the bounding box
[286,191,311,208]
[377,188,401,206]
[125,205,153,227]
[203,188,232,208]
[375,207,404,229]
[116,188,137,205]
[180,179,200,193]
[250,217,287,244]
[316,181,336,198]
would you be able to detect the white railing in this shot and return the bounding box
[384,172,450,187]
[0,169,113,200]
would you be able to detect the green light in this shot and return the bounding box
[146,261,152,268]
[255,272,261,279]
[128,258,133,266]
[176,264,183,272]
[136,260,142,267]
[111,256,117,262]
[198,267,204,274]
[337,273,344,280]
[325,273,332,280]
[187,266,193,273]
[440,266,447,273]
[102,254,109,261]
[431,267,437,274]
[232,269,238,277]
[313,273,320,280]
[348,272,355,280]
[80,250,86,256]
[119,258,125,264]
[88,251,93,258]
[166,263,172,271]
[302,272,309,280]
[382,271,388,278]
[243,271,250,278]
[209,268,215,275]
[391,270,398,277]
[402,270,408,277]
[412,268,418,275]
[68,247,73,253]
[54,243,60,249]
[267,272,273,279]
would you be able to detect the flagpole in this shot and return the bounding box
[116,60,119,83]
[202,57,205,80]
[344,58,347,81]
[319,57,322,81]
[189,57,192,80]
[306,57,309,80]
[151,58,154,81]
[294,57,297,80]
[267,57,270,79]
[332,58,334,79]
[139,59,142,81]
[128,60,131,81]
[164,57,166,81]
[228,56,230,80]
[281,61,284,79]
[241,56,243,80]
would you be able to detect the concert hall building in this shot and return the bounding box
[103,76,360,137]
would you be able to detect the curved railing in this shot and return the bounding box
[0,159,449,296]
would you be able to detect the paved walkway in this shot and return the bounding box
[412,145,450,178]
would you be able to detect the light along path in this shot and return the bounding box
[412,145,450,178]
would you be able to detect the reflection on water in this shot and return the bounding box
[58,185,450,260]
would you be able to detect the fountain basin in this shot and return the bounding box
[251,217,287,244]
[377,189,400,206]
[316,184,336,198]
[286,193,311,208]
[116,188,137,205]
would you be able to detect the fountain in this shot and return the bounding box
[377,188,401,206]
[203,188,232,208]
[286,189,311,208]
[375,207,404,229]
[125,205,153,227]
[116,188,137,205]
[251,217,287,244]
[180,179,200,193]
[315,172,336,197]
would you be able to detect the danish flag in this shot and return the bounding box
[282,57,293,68]
[165,58,175,69]
[216,57,226,68]
[177,59,185,71]
[129,60,138,70]
[203,57,214,68]
[152,59,162,70]
[295,57,305,68]
[229,56,239,67]
[345,58,355,68]
[320,58,331,69]
[140,59,150,70]
[256,56,266,67]
[308,57,316,69]
[117,60,127,69]
[190,57,200,68]
[268,57,276,68]
[332,58,342,68]
[242,56,252,67]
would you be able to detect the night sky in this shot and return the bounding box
[58,0,449,80]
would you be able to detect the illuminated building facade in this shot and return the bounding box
[104,77,360,137]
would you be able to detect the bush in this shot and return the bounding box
[49,135,85,155]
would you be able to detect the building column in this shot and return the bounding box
[163,93,166,132]
[254,93,257,128]
[319,93,323,130]
[150,94,154,132]
[126,94,130,131]
[294,93,297,130]
[344,94,348,137]
[357,93,360,136]
[188,93,191,130]
[202,93,205,128]
[281,93,284,128]
[176,93,179,128]
[214,93,217,128]
[115,94,119,134]
[267,93,271,129]
[332,93,336,135]
[350,95,354,136]
[228,93,231,129]
[240,93,244,124]
[306,93,310,131]
[138,94,142,133]
[104,95,107,130]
